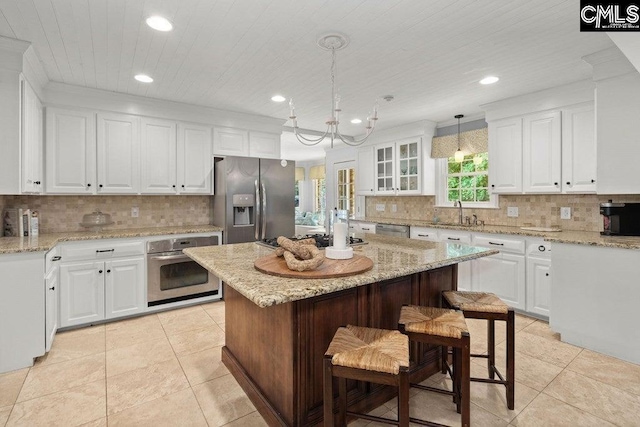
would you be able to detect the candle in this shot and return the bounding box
[334,222,347,250]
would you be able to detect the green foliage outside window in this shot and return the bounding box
[447,153,489,203]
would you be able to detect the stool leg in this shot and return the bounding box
[488,318,496,379]
[461,336,471,427]
[507,310,515,410]
[454,347,461,411]
[323,358,334,427]
[337,377,347,426]
[441,345,449,374]
[398,369,410,427]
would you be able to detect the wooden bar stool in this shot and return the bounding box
[398,305,471,427]
[442,291,515,410]
[323,325,410,426]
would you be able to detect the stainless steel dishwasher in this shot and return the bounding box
[375,223,410,238]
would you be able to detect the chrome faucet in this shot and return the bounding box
[454,200,463,224]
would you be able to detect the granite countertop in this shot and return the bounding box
[353,217,640,250]
[184,233,498,308]
[0,225,224,254]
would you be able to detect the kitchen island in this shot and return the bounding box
[185,235,497,427]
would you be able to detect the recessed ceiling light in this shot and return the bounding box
[146,16,173,32]
[350,118,362,124]
[134,74,153,83]
[271,95,286,102]
[480,76,499,85]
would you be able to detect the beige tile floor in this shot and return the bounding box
[1,301,640,426]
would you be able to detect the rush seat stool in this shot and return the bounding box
[442,291,515,410]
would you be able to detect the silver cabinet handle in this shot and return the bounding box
[417,234,430,237]
[254,179,260,241]
[489,242,504,246]
[447,237,460,241]
[96,249,115,253]
[361,227,371,231]
[51,256,62,261]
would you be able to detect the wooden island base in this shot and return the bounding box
[222,264,458,427]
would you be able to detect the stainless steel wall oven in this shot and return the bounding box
[146,236,220,306]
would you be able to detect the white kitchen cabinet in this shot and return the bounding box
[522,110,561,193]
[488,117,522,194]
[396,139,421,194]
[356,145,375,195]
[97,112,140,194]
[140,118,177,194]
[249,131,280,159]
[409,226,439,242]
[21,77,44,194]
[471,253,525,310]
[562,103,596,193]
[213,127,249,156]
[375,143,396,194]
[351,221,376,234]
[104,257,145,319]
[60,261,105,328]
[526,256,551,317]
[439,230,472,291]
[59,239,146,328]
[44,247,61,352]
[0,252,45,373]
[178,123,213,194]
[45,107,96,194]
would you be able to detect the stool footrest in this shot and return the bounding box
[471,377,508,386]
[471,353,489,359]
[411,382,455,397]
[346,411,400,425]
[409,416,451,427]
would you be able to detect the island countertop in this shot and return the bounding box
[184,234,498,308]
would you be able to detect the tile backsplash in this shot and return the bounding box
[0,195,211,234]
[365,194,640,232]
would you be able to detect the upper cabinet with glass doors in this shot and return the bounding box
[374,139,421,195]
[397,140,420,194]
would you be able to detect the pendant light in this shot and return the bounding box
[454,114,464,163]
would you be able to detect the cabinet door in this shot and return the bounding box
[523,111,561,193]
[356,146,375,195]
[396,140,421,194]
[375,143,396,194]
[97,113,140,194]
[21,78,44,194]
[45,108,96,194]
[45,267,59,352]
[488,118,522,194]
[526,257,551,317]
[471,253,525,310]
[140,118,177,193]
[249,131,280,159]
[562,104,596,193]
[105,257,145,319]
[59,261,104,327]
[213,127,249,156]
[177,123,213,194]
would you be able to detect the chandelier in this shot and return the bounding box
[288,34,379,148]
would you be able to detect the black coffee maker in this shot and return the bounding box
[600,200,640,236]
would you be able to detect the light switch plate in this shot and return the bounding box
[131,207,139,218]
[507,207,519,217]
[391,204,397,213]
[376,204,385,212]
[560,207,571,220]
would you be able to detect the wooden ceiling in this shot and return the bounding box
[0,0,613,146]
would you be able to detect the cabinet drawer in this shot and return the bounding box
[59,240,145,262]
[472,234,525,254]
[410,227,439,242]
[45,247,62,273]
[439,230,471,244]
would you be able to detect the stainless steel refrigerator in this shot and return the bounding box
[212,156,295,244]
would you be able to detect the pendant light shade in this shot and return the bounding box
[454,114,464,162]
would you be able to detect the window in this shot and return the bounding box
[437,152,497,208]
[336,167,355,217]
[314,178,326,223]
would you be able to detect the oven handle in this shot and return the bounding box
[148,253,190,261]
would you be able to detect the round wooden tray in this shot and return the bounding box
[254,253,373,279]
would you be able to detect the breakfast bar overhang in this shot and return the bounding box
[185,235,497,426]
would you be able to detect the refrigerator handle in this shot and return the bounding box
[261,181,267,240]
[254,179,261,241]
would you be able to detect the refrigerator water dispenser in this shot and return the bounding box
[232,194,254,226]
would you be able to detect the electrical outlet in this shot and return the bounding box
[560,207,571,220]
[376,204,385,212]
[507,207,519,218]
[391,204,397,213]
[131,206,139,218]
